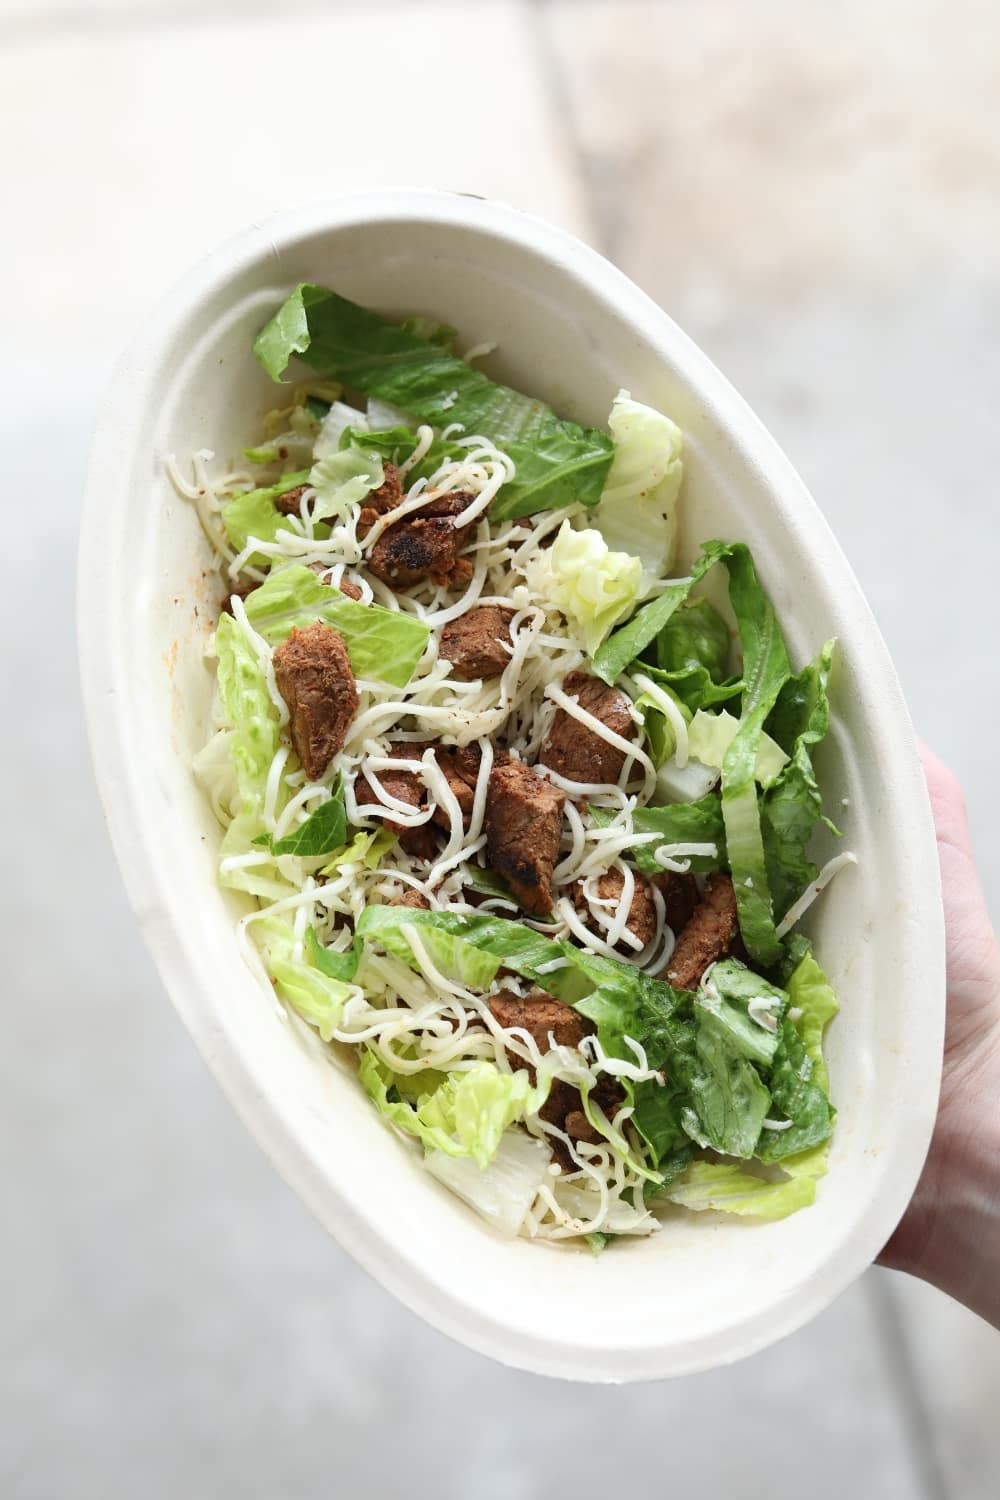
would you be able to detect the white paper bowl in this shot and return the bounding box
[78,191,944,1382]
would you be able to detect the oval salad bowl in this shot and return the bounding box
[78,191,943,1382]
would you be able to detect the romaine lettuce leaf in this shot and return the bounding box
[594,390,683,576]
[359,1051,543,1167]
[253,284,614,519]
[761,641,838,919]
[687,708,788,786]
[319,826,397,876]
[308,444,383,521]
[425,1130,551,1237]
[255,914,353,1041]
[253,779,346,856]
[643,599,743,714]
[215,613,280,817]
[529,522,643,654]
[221,469,311,557]
[356,905,568,992]
[589,795,726,875]
[305,926,359,982]
[755,1019,834,1160]
[243,564,429,687]
[710,544,792,965]
[662,1159,817,1219]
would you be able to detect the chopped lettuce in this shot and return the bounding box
[243,564,429,687]
[255,914,353,1042]
[359,1051,544,1168]
[305,926,359,983]
[214,613,280,818]
[590,796,726,875]
[662,1160,816,1219]
[253,779,347,857]
[594,390,683,577]
[319,826,397,876]
[425,1130,551,1237]
[307,444,384,521]
[253,284,614,518]
[356,905,568,992]
[633,674,691,768]
[529,521,643,654]
[220,469,311,557]
[761,641,838,920]
[688,708,788,786]
[662,945,838,1215]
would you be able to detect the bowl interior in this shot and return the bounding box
[84,196,942,1380]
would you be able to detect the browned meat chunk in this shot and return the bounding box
[389,888,430,909]
[306,562,364,601]
[220,580,253,616]
[489,988,590,1050]
[274,483,309,515]
[273,622,358,780]
[366,490,478,590]
[541,671,636,785]
[572,867,657,949]
[354,752,436,860]
[488,989,622,1165]
[484,760,565,915]
[440,605,515,680]
[431,744,482,829]
[654,870,699,934]
[368,517,468,589]
[368,462,403,514]
[664,872,742,990]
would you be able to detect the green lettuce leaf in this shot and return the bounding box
[696,958,786,1069]
[253,284,614,519]
[308,444,383,521]
[255,914,353,1042]
[591,555,720,685]
[356,905,567,992]
[221,469,311,557]
[643,599,742,714]
[589,795,726,875]
[253,779,347,856]
[593,390,684,576]
[687,708,788,787]
[761,640,838,919]
[530,521,643,654]
[215,613,280,818]
[305,926,359,982]
[243,564,429,687]
[711,544,792,966]
[319,826,397,876]
[346,423,467,485]
[359,1051,543,1167]
[663,1159,817,1219]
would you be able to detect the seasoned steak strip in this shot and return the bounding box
[542,670,636,785]
[654,870,700,935]
[354,750,436,860]
[483,760,565,916]
[365,490,479,590]
[367,462,403,514]
[274,483,310,516]
[273,621,358,781]
[439,604,515,680]
[572,868,657,949]
[488,989,622,1163]
[664,872,743,990]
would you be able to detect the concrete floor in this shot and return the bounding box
[4,2,999,1496]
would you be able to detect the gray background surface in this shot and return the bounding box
[4,2,999,1496]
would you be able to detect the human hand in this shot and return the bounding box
[878,745,1000,1326]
